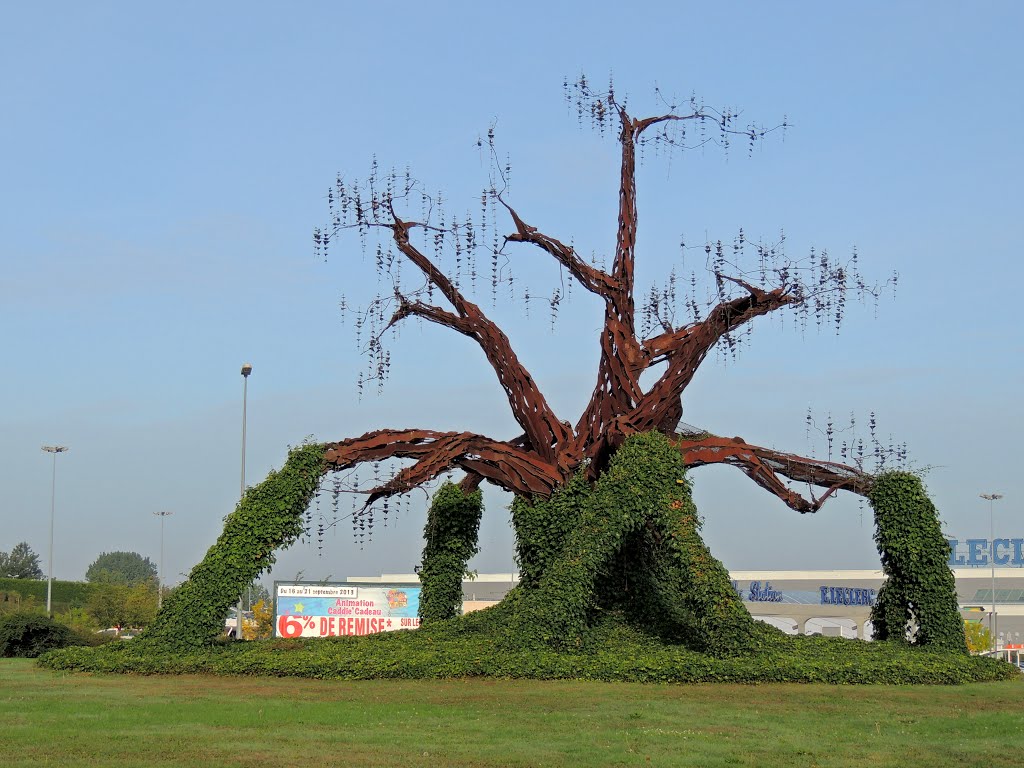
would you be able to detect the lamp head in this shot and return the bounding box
[241,363,253,378]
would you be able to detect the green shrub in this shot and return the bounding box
[63,431,992,687]
[0,612,72,657]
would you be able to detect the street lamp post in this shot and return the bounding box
[153,511,173,610]
[980,493,1003,650]
[237,363,252,639]
[41,445,69,616]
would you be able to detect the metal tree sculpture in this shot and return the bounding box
[313,76,890,526]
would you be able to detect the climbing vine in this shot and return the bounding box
[869,471,967,653]
[502,432,771,655]
[140,442,327,651]
[417,482,483,624]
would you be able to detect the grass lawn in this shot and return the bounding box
[2,658,1022,767]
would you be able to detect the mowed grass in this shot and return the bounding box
[2,659,1022,768]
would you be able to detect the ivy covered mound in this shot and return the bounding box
[38,434,1016,683]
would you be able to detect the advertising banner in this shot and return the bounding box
[273,582,421,638]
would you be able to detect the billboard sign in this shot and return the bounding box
[273,581,421,638]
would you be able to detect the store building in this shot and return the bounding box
[351,542,1024,647]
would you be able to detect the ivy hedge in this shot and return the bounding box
[869,471,968,652]
[0,578,93,614]
[39,613,1016,684]
[417,482,483,624]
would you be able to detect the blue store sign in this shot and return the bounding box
[947,538,1024,567]
[820,586,876,606]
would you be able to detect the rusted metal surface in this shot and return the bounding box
[675,433,872,513]
[322,98,876,512]
[323,429,561,504]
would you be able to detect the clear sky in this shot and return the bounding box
[2,1,1021,587]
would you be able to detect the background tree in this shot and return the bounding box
[122,582,158,628]
[0,543,43,579]
[243,600,273,640]
[85,551,157,586]
[963,621,991,654]
[86,583,128,629]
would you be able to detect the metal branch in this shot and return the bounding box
[629,284,797,433]
[499,197,618,297]
[323,429,563,505]
[386,215,572,461]
[641,283,795,365]
[675,433,873,513]
[386,299,472,335]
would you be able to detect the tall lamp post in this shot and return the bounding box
[41,445,69,616]
[153,511,173,609]
[237,363,252,638]
[980,492,1003,650]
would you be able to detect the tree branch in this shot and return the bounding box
[390,216,470,316]
[573,109,652,455]
[675,433,873,513]
[641,281,795,365]
[628,282,797,433]
[386,299,472,335]
[386,214,573,461]
[323,429,563,505]
[499,197,618,297]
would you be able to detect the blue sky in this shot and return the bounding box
[2,1,1021,586]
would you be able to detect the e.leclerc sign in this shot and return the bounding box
[735,581,877,606]
[946,538,1024,567]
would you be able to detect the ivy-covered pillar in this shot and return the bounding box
[140,443,327,650]
[504,432,766,654]
[417,483,483,624]
[869,471,968,653]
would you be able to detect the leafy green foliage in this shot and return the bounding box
[138,442,327,651]
[869,472,968,653]
[53,606,100,635]
[245,600,273,640]
[44,434,990,686]
[0,542,43,579]
[39,612,1017,684]
[1,612,70,657]
[85,551,158,585]
[504,432,766,655]
[417,483,483,624]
